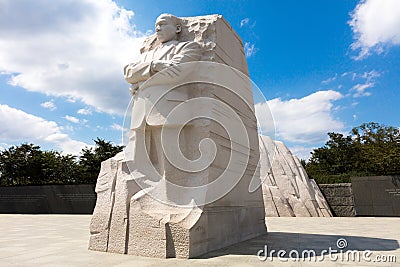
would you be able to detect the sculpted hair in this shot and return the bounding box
[158,13,182,28]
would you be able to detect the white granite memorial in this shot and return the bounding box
[259,135,333,217]
[89,14,266,258]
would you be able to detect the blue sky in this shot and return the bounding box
[0,0,399,159]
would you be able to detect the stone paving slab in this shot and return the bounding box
[0,215,399,266]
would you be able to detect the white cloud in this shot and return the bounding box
[0,104,88,154]
[256,90,344,144]
[349,70,380,97]
[240,18,256,28]
[351,83,373,97]
[321,74,338,85]
[0,0,146,114]
[40,100,56,110]
[77,108,92,115]
[289,145,316,161]
[244,42,258,57]
[0,142,10,151]
[349,0,400,59]
[240,18,250,28]
[64,115,80,124]
[110,123,124,131]
[66,97,77,103]
[361,70,380,80]
[341,72,350,77]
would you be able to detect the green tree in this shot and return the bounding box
[0,144,80,186]
[40,151,80,184]
[0,144,42,185]
[78,138,124,184]
[352,122,400,175]
[306,122,400,184]
[0,138,123,186]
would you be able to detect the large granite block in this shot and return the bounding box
[258,135,333,217]
[89,14,266,258]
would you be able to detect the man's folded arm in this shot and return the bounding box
[124,42,202,83]
[124,62,152,84]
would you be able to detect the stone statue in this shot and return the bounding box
[122,14,202,183]
[124,14,202,95]
[89,14,267,258]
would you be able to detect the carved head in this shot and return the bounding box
[155,14,182,43]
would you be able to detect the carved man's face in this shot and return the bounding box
[155,15,180,43]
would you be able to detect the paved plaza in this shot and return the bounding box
[0,215,399,266]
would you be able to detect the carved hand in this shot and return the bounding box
[151,60,171,73]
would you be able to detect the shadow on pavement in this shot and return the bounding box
[198,232,400,259]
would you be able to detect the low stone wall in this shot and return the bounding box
[318,183,356,217]
[0,184,96,214]
[3,180,397,217]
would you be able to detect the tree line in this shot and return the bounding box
[0,138,123,186]
[1,122,399,186]
[305,122,400,184]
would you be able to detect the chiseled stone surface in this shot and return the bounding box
[319,183,356,217]
[259,135,333,217]
[89,13,266,258]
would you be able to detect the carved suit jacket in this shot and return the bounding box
[124,40,202,129]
